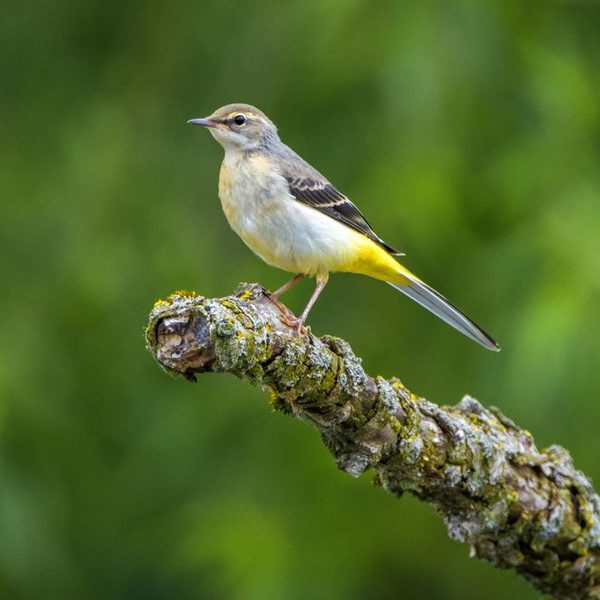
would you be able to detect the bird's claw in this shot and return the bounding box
[268,294,292,317]
[268,291,307,334]
[278,313,307,334]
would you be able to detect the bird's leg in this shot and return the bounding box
[271,273,305,299]
[269,274,305,319]
[280,273,329,334]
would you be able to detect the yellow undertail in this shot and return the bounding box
[347,241,499,351]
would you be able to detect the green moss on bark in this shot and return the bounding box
[146,284,600,599]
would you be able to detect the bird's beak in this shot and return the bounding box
[187,117,217,128]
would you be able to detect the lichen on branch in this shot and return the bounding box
[145,284,600,599]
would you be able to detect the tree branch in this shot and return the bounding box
[145,284,600,599]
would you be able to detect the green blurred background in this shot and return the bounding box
[2,1,600,598]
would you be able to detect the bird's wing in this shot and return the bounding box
[285,176,402,255]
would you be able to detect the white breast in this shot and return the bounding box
[218,152,364,276]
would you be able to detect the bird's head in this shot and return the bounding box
[188,103,279,152]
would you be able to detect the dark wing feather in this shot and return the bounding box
[285,176,402,255]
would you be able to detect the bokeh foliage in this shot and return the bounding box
[1,1,599,598]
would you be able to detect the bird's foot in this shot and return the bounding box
[268,294,293,318]
[278,313,307,335]
[267,293,306,333]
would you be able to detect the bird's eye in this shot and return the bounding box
[233,114,246,126]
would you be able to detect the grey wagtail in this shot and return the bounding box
[188,103,499,351]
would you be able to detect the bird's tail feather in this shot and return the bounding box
[388,274,500,352]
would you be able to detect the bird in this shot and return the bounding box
[188,103,499,351]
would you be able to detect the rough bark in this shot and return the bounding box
[145,284,600,599]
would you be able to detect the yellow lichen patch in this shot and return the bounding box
[152,298,171,311]
[221,299,236,310]
[237,288,254,301]
[170,290,198,300]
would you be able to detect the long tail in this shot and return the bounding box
[348,240,499,350]
[388,271,499,351]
